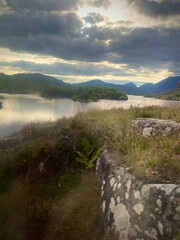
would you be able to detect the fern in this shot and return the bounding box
[75,137,102,168]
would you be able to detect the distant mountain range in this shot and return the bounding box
[73,76,180,95]
[0,73,179,96]
[139,76,180,94]
[73,79,146,95]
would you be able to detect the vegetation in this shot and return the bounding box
[41,85,128,102]
[0,106,179,239]
[0,73,127,102]
[75,106,180,181]
[0,119,111,240]
[156,89,180,101]
[0,72,144,95]
[74,79,145,95]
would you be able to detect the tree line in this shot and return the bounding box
[41,86,128,102]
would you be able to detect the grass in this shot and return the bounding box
[75,106,180,181]
[0,105,179,239]
[47,173,105,240]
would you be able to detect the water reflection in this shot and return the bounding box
[0,94,179,138]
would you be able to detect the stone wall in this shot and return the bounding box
[96,149,180,240]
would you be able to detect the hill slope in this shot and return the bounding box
[156,89,180,101]
[1,73,179,97]
[0,73,127,101]
[0,73,69,93]
[139,76,180,94]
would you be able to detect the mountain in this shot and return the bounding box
[139,83,155,93]
[0,73,69,94]
[1,73,179,96]
[139,76,180,94]
[74,79,145,95]
[124,82,137,88]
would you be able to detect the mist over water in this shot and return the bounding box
[0,94,179,139]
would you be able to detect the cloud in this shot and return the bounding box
[126,0,180,17]
[0,8,108,62]
[83,25,180,75]
[0,33,108,62]
[0,0,6,9]
[0,10,179,75]
[87,0,110,8]
[0,60,131,77]
[1,0,80,12]
[109,27,180,67]
[83,24,131,40]
[83,12,106,24]
[0,11,82,37]
[0,0,179,77]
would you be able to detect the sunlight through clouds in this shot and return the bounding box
[0,0,179,83]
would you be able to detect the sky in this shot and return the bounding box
[0,0,179,84]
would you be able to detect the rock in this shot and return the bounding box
[96,149,180,240]
[164,127,172,135]
[133,118,180,137]
[142,127,153,137]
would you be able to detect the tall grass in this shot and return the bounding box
[47,173,105,240]
[76,106,180,181]
[0,117,111,240]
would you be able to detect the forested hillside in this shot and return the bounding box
[41,86,128,102]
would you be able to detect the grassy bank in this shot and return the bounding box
[156,89,180,101]
[147,89,180,101]
[0,118,110,240]
[0,106,179,239]
[75,106,180,182]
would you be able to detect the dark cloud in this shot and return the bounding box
[83,12,106,24]
[0,60,130,76]
[82,25,180,74]
[0,33,108,62]
[87,0,110,8]
[1,0,80,11]
[126,0,180,17]
[108,27,180,69]
[0,11,82,37]
[0,0,179,76]
[0,12,179,74]
[0,2,109,62]
[83,24,131,40]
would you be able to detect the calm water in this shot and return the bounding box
[0,94,179,139]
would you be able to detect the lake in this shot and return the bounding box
[0,94,179,139]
